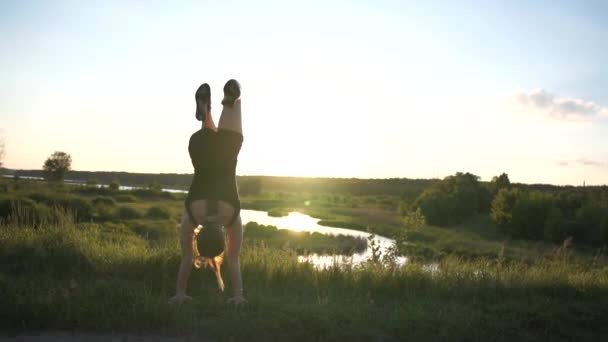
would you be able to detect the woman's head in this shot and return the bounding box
[196,222,225,258]
[195,83,211,121]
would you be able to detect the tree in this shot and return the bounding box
[147,180,162,191]
[43,151,72,182]
[490,173,511,194]
[413,172,491,226]
[109,179,120,191]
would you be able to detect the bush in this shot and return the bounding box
[92,196,116,207]
[65,197,94,221]
[145,205,171,220]
[114,194,137,203]
[94,203,115,221]
[109,180,120,191]
[0,197,58,225]
[268,207,289,217]
[115,206,142,220]
[413,172,491,227]
[24,193,93,221]
[492,188,608,245]
[492,189,555,240]
[129,189,173,200]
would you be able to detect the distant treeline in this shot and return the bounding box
[4,169,604,200]
[6,169,439,199]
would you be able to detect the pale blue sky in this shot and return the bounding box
[1,0,607,185]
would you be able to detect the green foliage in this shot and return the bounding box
[490,172,511,194]
[114,194,137,203]
[239,177,262,196]
[492,189,555,240]
[509,191,555,240]
[115,206,142,220]
[109,179,120,191]
[317,220,366,230]
[86,178,99,187]
[491,188,521,227]
[42,151,72,182]
[1,220,607,341]
[414,172,491,226]
[492,188,608,245]
[92,196,116,207]
[21,192,93,222]
[145,205,171,220]
[267,207,289,217]
[146,180,162,191]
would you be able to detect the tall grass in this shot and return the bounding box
[1,212,607,341]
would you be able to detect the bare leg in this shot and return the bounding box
[218,98,242,135]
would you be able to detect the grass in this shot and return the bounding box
[2,181,608,340]
[1,216,608,340]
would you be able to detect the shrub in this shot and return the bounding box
[24,193,93,222]
[145,205,171,220]
[491,189,555,240]
[64,197,94,221]
[413,172,491,227]
[268,207,289,217]
[0,197,56,225]
[115,206,142,220]
[92,196,116,207]
[114,194,137,203]
[130,189,173,200]
[109,180,120,191]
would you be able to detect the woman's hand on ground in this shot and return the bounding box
[227,295,247,308]
[168,293,193,305]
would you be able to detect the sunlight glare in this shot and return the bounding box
[276,212,318,232]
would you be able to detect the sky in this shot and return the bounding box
[1,0,607,185]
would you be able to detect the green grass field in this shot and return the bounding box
[1,182,608,340]
[2,214,608,340]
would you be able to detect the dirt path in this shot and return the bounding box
[0,332,208,342]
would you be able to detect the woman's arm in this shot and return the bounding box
[225,215,246,306]
[169,217,196,304]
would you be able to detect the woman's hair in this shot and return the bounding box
[196,222,225,258]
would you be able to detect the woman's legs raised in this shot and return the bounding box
[218,79,242,135]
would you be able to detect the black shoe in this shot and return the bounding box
[221,79,241,107]
[195,83,211,121]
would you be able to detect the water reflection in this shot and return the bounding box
[240,210,407,269]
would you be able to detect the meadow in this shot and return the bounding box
[1,179,607,341]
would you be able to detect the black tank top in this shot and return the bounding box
[186,128,243,207]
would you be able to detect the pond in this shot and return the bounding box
[240,210,407,268]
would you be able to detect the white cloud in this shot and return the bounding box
[516,88,608,121]
[576,158,605,167]
[556,158,606,168]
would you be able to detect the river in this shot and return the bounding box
[240,210,407,268]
